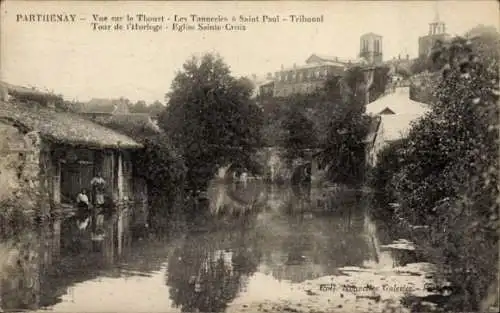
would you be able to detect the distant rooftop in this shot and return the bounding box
[366,87,429,116]
[79,98,130,114]
[360,32,383,38]
[306,54,367,65]
[281,62,348,72]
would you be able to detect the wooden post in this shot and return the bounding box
[116,151,124,257]
[53,160,61,204]
[117,151,124,200]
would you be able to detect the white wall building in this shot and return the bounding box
[365,86,430,167]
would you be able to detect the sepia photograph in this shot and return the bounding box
[0,0,499,312]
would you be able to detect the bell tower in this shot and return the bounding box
[418,1,449,57]
[428,2,446,35]
[359,33,383,64]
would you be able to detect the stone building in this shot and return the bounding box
[266,32,384,98]
[364,86,430,167]
[272,54,365,98]
[418,12,450,57]
[360,32,383,64]
[0,82,153,270]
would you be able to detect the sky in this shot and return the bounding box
[1,0,498,103]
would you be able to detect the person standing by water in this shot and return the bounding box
[90,172,106,235]
[75,188,91,230]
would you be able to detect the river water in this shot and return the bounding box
[1,181,438,313]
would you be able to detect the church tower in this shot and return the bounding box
[359,33,383,64]
[418,2,450,57]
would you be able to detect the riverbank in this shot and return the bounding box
[227,262,439,313]
[370,200,499,313]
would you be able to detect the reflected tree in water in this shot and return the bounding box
[166,229,261,312]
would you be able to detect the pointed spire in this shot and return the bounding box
[429,1,446,35]
[433,0,440,23]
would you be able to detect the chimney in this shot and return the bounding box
[398,54,401,60]
[252,73,257,81]
[406,54,409,60]
[281,64,284,70]
[293,63,297,69]
[267,72,273,79]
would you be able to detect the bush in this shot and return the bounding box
[368,139,407,211]
[132,135,187,230]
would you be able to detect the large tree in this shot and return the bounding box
[281,103,318,162]
[129,100,148,113]
[319,66,388,186]
[159,53,263,191]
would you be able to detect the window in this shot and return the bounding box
[362,40,368,52]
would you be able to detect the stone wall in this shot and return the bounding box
[0,122,44,233]
[0,121,48,311]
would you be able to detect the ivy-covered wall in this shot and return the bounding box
[0,122,46,311]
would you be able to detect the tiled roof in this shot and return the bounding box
[365,87,429,116]
[311,54,366,64]
[0,81,62,101]
[0,100,142,149]
[280,64,347,77]
[89,113,162,140]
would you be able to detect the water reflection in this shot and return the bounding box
[1,182,421,313]
[167,230,261,312]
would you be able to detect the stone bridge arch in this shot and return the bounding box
[214,147,325,184]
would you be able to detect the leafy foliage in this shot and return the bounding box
[319,66,388,186]
[159,53,264,191]
[373,26,499,311]
[133,135,187,222]
[281,100,318,161]
[368,139,407,211]
[260,65,389,186]
[410,56,432,75]
[128,100,165,116]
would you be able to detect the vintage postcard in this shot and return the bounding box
[0,0,499,312]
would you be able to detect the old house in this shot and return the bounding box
[364,86,430,167]
[0,82,149,258]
